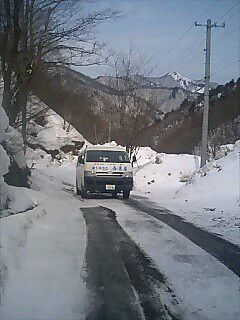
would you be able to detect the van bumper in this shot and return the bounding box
[84,176,133,193]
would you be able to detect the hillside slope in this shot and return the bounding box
[144,79,240,153]
[97,73,198,114]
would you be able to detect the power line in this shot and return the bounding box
[164,4,239,73]
[221,7,240,24]
[211,7,240,38]
[195,19,225,167]
[215,1,240,23]
[210,59,240,77]
[155,0,220,67]
[178,43,206,70]
[169,35,205,71]
[209,6,240,70]
[157,24,195,65]
[188,19,240,82]
[196,58,240,90]
[214,20,239,45]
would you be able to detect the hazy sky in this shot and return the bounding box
[78,0,240,84]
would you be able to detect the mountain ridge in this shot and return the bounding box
[96,71,218,94]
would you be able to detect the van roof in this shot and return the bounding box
[86,145,126,152]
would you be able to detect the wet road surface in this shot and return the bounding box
[82,206,181,320]
[126,197,240,277]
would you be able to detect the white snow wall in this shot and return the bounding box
[0,106,10,210]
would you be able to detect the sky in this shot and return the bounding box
[77,0,240,84]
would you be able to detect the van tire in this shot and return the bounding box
[123,190,130,199]
[76,181,81,195]
[112,192,118,198]
[81,187,87,199]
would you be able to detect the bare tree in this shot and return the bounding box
[0,0,120,150]
[98,48,158,156]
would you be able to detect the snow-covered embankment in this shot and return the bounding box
[133,143,239,245]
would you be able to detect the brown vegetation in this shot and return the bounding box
[144,80,240,153]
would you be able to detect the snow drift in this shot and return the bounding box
[133,142,239,244]
[0,107,35,217]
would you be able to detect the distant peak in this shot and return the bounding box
[170,71,184,78]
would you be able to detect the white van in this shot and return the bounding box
[76,146,133,198]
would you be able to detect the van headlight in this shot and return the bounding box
[84,170,95,176]
[123,171,133,178]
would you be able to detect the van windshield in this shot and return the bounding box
[86,150,130,163]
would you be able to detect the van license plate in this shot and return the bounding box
[106,184,115,190]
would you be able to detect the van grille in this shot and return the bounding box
[96,172,123,177]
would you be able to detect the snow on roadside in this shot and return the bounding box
[0,106,10,211]
[133,142,239,245]
[0,112,37,217]
[4,126,27,170]
[32,109,84,151]
[0,165,87,320]
[0,107,35,216]
[0,103,88,318]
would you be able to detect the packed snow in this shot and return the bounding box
[4,126,26,169]
[0,106,10,211]
[0,107,34,216]
[32,110,84,151]
[0,161,87,319]
[133,142,239,245]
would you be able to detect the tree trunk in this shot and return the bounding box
[2,63,13,123]
[20,81,28,154]
[66,114,72,132]
[14,75,28,153]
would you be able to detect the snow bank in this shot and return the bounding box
[0,106,10,211]
[33,110,84,151]
[0,164,87,320]
[4,126,26,169]
[0,107,35,216]
[0,105,9,140]
[133,143,239,244]
[134,147,200,199]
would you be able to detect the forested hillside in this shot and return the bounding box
[144,78,240,154]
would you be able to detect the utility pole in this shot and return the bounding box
[108,122,111,143]
[195,19,225,167]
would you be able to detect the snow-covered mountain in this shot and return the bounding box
[133,72,218,93]
[96,73,199,114]
[97,72,218,94]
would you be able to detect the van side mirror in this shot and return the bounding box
[78,156,84,164]
[132,155,137,163]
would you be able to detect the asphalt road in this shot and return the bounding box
[61,182,240,320]
[60,183,240,319]
[126,197,240,277]
[82,206,181,320]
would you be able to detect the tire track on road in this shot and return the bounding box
[81,206,181,320]
[126,197,240,277]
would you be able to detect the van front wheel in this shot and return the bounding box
[123,190,130,199]
[81,187,87,199]
[112,192,118,198]
[76,181,81,195]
